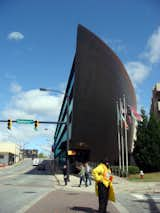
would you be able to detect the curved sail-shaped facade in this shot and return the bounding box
[54,24,136,164]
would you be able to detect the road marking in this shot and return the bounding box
[132,193,160,200]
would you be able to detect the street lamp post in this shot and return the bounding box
[40,88,70,181]
[66,95,70,181]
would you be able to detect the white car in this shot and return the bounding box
[32,158,40,166]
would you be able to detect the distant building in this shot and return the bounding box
[0,142,20,165]
[22,149,38,158]
[54,25,136,165]
[150,83,160,120]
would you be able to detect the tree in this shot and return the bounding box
[146,113,160,171]
[133,108,148,171]
[38,153,46,158]
[133,109,160,172]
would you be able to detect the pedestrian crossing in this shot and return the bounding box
[132,193,160,201]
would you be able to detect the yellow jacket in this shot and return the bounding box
[92,163,115,202]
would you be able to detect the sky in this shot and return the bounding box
[0,0,160,155]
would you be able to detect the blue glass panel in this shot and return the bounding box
[54,124,65,145]
[67,74,75,97]
[55,98,73,138]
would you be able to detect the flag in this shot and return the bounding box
[121,113,129,129]
[120,107,129,129]
[127,105,132,124]
[129,106,143,122]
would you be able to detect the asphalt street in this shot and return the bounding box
[0,159,159,213]
[0,159,54,213]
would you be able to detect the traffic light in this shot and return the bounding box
[7,119,12,130]
[34,120,39,130]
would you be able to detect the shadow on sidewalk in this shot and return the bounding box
[70,206,98,212]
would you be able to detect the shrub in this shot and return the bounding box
[128,166,140,174]
[111,165,140,175]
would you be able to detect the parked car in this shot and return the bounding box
[32,158,40,166]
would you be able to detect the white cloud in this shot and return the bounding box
[105,38,126,53]
[5,73,16,80]
[125,61,151,85]
[2,88,63,120]
[8,32,24,41]
[125,26,160,87]
[142,26,160,64]
[0,85,64,147]
[10,82,22,93]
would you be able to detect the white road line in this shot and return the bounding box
[132,193,160,200]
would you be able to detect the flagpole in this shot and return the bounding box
[116,101,122,176]
[123,95,128,177]
[120,98,125,175]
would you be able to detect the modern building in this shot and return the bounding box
[0,142,20,165]
[150,83,160,120]
[53,25,136,165]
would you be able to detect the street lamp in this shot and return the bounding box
[40,88,70,181]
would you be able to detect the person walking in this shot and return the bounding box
[78,164,85,187]
[92,157,115,213]
[84,162,92,186]
[63,164,68,186]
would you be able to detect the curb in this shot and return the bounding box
[54,174,60,185]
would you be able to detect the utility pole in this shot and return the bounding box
[39,88,70,180]
[66,95,70,181]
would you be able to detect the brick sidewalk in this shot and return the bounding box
[24,173,160,213]
[25,174,119,213]
[25,190,119,213]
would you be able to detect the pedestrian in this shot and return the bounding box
[78,164,85,187]
[92,157,115,213]
[84,162,92,186]
[63,164,68,185]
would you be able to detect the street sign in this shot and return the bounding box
[16,119,34,124]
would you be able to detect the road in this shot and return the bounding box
[0,160,159,213]
[114,178,160,213]
[115,192,160,213]
[0,159,55,213]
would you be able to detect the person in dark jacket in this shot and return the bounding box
[63,164,68,185]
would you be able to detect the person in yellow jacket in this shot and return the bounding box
[92,157,115,213]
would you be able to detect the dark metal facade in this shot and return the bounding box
[54,25,136,164]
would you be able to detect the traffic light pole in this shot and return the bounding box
[39,88,70,181]
[66,95,70,181]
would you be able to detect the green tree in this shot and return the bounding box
[146,113,160,171]
[133,109,160,172]
[38,153,46,158]
[133,108,149,171]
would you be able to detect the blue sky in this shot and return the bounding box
[0,0,160,154]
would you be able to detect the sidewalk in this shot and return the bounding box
[25,174,120,213]
[25,174,160,213]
